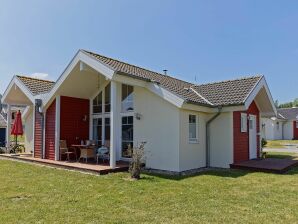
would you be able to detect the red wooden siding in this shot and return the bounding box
[45,99,56,160]
[34,109,43,158]
[60,96,89,147]
[294,121,298,140]
[233,101,260,163]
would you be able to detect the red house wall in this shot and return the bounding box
[60,96,89,147]
[34,109,43,158]
[294,121,298,140]
[45,99,56,160]
[233,101,260,163]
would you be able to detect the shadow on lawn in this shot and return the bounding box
[142,168,249,181]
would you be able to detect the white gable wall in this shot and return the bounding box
[134,86,180,172]
[283,121,294,140]
[209,112,234,168]
[178,110,207,171]
[261,118,273,140]
[24,108,34,153]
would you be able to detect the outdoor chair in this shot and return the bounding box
[96,147,110,164]
[60,140,77,161]
[96,140,110,164]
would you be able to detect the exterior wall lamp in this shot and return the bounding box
[135,113,142,120]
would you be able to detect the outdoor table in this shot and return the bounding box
[72,144,95,163]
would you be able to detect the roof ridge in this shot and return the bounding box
[195,75,263,87]
[81,49,193,86]
[16,75,55,83]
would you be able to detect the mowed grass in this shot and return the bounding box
[265,140,298,149]
[266,151,298,159]
[0,159,298,223]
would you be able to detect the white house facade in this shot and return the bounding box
[1,50,277,173]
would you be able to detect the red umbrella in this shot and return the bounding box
[11,110,23,145]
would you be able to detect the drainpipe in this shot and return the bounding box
[206,106,222,167]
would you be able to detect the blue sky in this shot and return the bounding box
[0,0,297,103]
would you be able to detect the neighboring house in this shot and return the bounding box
[1,105,26,146]
[261,108,298,140]
[0,114,7,145]
[1,50,276,173]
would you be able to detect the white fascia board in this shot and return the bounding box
[43,50,115,109]
[261,112,278,118]
[220,105,246,112]
[79,50,114,79]
[146,82,185,108]
[2,76,35,104]
[21,106,32,120]
[181,103,213,113]
[244,77,277,115]
[112,73,147,88]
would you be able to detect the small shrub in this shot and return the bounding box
[0,147,6,154]
[129,142,146,180]
[261,138,267,148]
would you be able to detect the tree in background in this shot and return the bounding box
[294,98,298,107]
[278,98,298,108]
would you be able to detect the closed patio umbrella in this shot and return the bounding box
[11,110,23,146]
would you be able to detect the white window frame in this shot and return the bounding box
[241,113,247,133]
[189,114,199,143]
[121,84,134,113]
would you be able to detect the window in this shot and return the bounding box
[93,118,102,146]
[189,114,198,143]
[276,122,280,130]
[11,112,15,120]
[93,92,102,114]
[296,120,298,129]
[92,83,111,114]
[122,116,133,158]
[105,83,111,112]
[105,117,110,143]
[241,113,247,133]
[121,84,134,112]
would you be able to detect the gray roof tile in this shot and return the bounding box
[83,50,262,107]
[17,76,55,96]
[277,108,298,120]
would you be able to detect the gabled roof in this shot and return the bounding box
[192,76,263,106]
[277,108,298,120]
[83,50,263,107]
[16,76,55,96]
[83,50,209,105]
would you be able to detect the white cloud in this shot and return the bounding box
[30,73,49,79]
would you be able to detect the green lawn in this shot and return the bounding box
[266,151,298,159]
[0,159,298,223]
[265,140,298,149]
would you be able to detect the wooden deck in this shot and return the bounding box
[230,158,298,174]
[0,154,129,175]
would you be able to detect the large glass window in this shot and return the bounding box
[189,114,198,143]
[121,84,134,112]
[105,84,111,112]
[93,92,102,114]
[93,118,102,146]
[93,117,110,147]
[105,117,110,144]
[122,116,133,158]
